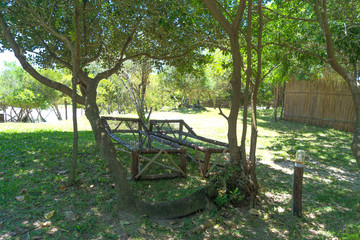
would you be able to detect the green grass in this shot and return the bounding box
[0,109,359,239]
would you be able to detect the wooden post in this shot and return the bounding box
[203,149,211,177]
[65,99,68,120]
[179,121,183,140]
[131,150,140,180]
[292,150,305,217]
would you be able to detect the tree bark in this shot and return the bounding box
[68,0,81,185]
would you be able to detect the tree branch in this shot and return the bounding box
[202,0,232,34]
[233,0,246,33]
[264,42,327,62]
[260,51,291,82]
[218,107,228,121]
[82,41,103,66]
[0,12,85,105]
[262,6,317,22]
[20,1,73,49]
[214,0,234,22]
[317,0,355,82]
[34,31,72,69]
[93,17,142,83]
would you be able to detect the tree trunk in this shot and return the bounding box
[273,85,279,121]
[53,103,63,120]
[36,109,46,122]
[317,0,360,168]
[227,34,242,165]
[68,1,80,185]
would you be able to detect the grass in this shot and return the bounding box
[0,108,359,239]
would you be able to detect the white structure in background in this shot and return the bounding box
[0,106,85,123]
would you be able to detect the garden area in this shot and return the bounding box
[1,1,360,239]
[1,108,359,239]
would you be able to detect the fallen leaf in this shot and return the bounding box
[57,170,68,175]
[138,228,147,235]
[120,220,130,225]
[44,210,55,219]
[60,185,66,191]
[15,195,24,202]
[41,221,51,227]
[20,188,27,194]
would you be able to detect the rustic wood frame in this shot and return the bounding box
[101,116,186,180]
[149,119,229,177]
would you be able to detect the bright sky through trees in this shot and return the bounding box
[0,50,18,70]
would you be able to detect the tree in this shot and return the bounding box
[158,64,208,107]
[120,58,153,121]
[0,0,217,218]
[201,0,261,206]
[266,0,360,168]
[0,62,65,122]
[204,50,232,108]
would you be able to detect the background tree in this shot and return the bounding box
[266,0,360,168]
[0,62,66,122]
[0,0,218,218]
[119,58,153,121]
[204,49,232,108]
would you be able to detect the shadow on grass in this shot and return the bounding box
[254,110,360,239]
[172,107,209,114]
[1,122,359,239]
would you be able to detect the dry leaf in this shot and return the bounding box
[60,185,66,191]
[15,195,24,202]
[20,188,27,194]
[41,221,51,227]
[44,210,55,219]
[138,228,147,235]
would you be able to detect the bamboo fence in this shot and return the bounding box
[283,72,356,132]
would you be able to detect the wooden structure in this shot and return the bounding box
[101,117,186,180]
[283,75,355,132]
[149,119,229,177]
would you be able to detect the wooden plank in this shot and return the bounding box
[151,132,207,151]
[180,148,187,174]
[181,120,197,135]
[138,155,179,172]
[205,148,229,177]
[181,132,229,148]
[163,150,186,176]
[203,149,211,177]
[108,133,134,150]
[135,149,164,179]
[137,172,182,180]
[131,150,140,180]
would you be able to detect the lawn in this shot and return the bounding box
[0,108,359,239]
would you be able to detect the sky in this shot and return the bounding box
[0,50,19,71]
